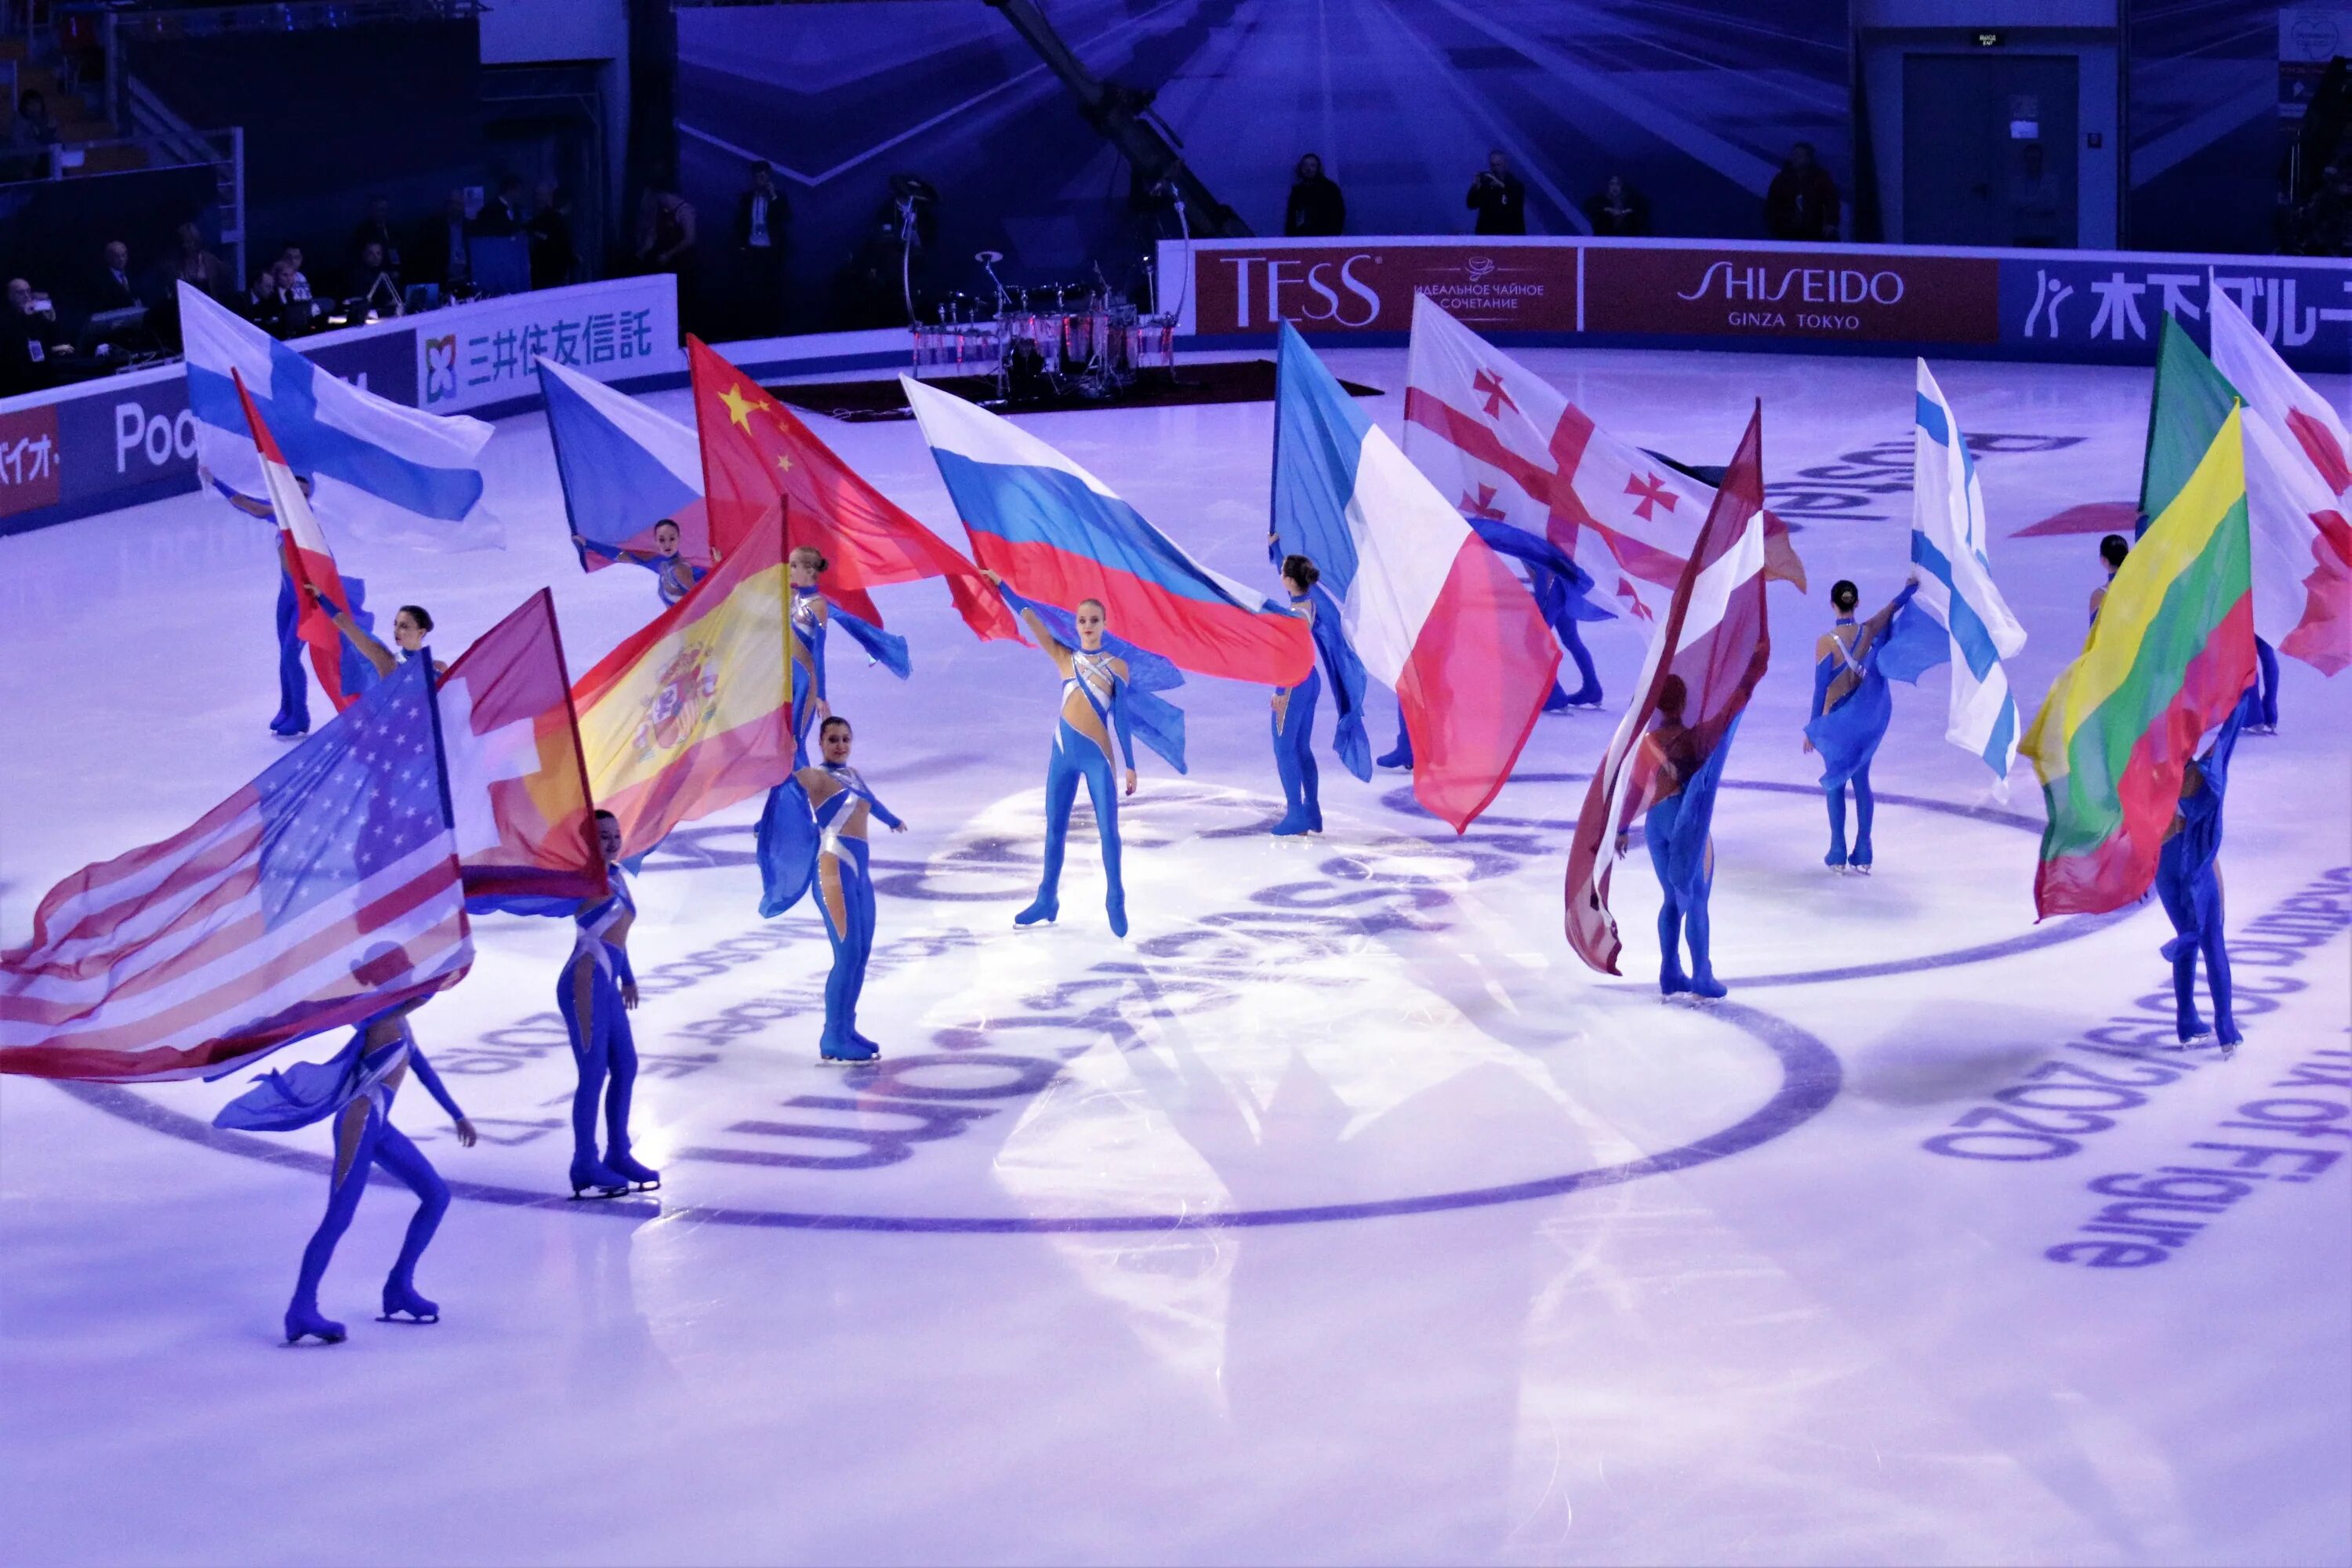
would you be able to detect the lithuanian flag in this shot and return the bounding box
[572,507,792,857]
[2022,407,2256,918]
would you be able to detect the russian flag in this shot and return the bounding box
[903,376,1311,687]
[180,282,503,553]
[535,354,712,576]
[1272,323,1558,833]
[234,369,371,713]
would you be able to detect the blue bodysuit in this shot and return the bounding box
[1270,592,1328,837]
[579,539,706,606]
[215,1011,466,1344]
[2154,695,2253,1046]
[1642,713,1737,999]
[1803,583,1918,871]
[788,584,913,765]
[559,869,656,1196]
[758,763,905,1061]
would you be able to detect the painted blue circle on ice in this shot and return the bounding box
[56,1000,1842,1233]
[1374,772,2138,989]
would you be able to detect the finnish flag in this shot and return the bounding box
[180,282,502,552]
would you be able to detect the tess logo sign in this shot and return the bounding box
[1197,247,1580,332]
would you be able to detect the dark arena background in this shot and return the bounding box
[2,2,2347,1565]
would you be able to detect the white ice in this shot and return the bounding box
[2,347,2347,1566]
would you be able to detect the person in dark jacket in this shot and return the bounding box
[1466,150,1527,235]
[89,240,140,314]
[1284,154,1346,237]
[1584,174,1650,237]
[348,195,402,278]
[528,181,575,290]
[1765,141,1840,241]
[414,190,473,292]
[734,159,790,336]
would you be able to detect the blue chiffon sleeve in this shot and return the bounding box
[756,775,819,917]
[1308,583,1371,782]
[829,604,913,681]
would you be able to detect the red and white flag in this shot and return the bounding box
[1402,295,1806,622]
[441,590,611,907]
[237,368,369,710]
[1563,403,1773,976]
[2207,282,2352,675]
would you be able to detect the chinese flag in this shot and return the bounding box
[688,336,1018,642]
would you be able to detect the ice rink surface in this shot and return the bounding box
[2,347,2347,1566]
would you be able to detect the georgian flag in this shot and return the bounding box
[2206,281,2352,675]
[1401,295,1805,622]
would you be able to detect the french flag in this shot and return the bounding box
[235,370,370,713]
[535,353,713,576]
[1272,322,1558,833]
[903,376,1312,686]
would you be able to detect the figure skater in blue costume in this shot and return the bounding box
[2089,533,2129,629]
[1621,675,1733,999]
[1373,514,1602,769]
[2155,691,2256,1047]
[982,568,1139,937]
[574,517,707,606]
[214,996,477,1344]
[310,589,448,682]
[2249,637,2281,735]
[561,810,658,1197]
[786,545,911,765]
[1802,575,1918,874]
[757,715,909,1062]
[1268,553,1371,836]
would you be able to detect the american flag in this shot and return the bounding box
[0,657,472,1083]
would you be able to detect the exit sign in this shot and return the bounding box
[1974,30,2005,46]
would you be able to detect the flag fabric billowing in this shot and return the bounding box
[693,339,1018,643]
[2205,284,2352,674]
[571,509,794,858]
[1878,361,2029,794]
[903,375,1312,686]
[0,658,471,1083]
[2022,408,2258,919]
[237,371,376,713]
[536,354,711,576]
[1400,295,1806,622]
[2137,313,2241,534]
[1273,321,1557,832]
[441,589,610,909]
[1564,402,1773,976]
[180,283,501,552]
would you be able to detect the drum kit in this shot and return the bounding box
[910,251,1177,404]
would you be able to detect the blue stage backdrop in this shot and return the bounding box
[674,0,1853,331]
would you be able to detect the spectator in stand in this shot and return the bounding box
[351,241,402,315]
[637,177,698,324]
[475,176,524,238]
[171,222,230,301]
[349,195,403,278]
[415,190,474,295]
[1467,150,1526,235]
[2289,163,2352,256]
[2,278,73,394]
[528,181,575,290]
[1584,173,1650,237]
[277,245,313,301]
[1284,154,1345,237]
[240,263,287,328]
[90,240,140,314]
[734,159,789,336]
[12,89,61,151]
[1765,140,1840,241]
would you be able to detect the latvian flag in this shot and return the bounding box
[1402,295,1805,622]
[0,658,471,1083]
[1564,403,1773,975]
[1273,322,1558,833]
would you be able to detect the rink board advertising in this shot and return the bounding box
[1173,237,2352,372]
[1,277,682,535]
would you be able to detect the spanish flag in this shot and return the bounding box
[2021,407,2256,918]
[572,507,792,857]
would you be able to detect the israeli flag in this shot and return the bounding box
[1883,361,2028,796]
[180,283,502,552]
